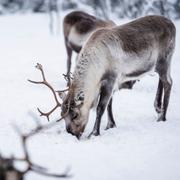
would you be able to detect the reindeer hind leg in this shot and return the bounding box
[156,53,173,121]
[158,73,172,121]
[154,78,163,114]
[105,98,116,130]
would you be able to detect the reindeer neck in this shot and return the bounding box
[72,49,106,107]
[73,56,92,95]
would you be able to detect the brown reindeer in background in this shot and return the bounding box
[63,11,116,85]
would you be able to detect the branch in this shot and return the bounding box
[13,121,70,178]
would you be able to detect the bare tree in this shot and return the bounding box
[91,0,109,19]
[47,0,60,35]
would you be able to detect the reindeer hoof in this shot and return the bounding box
[105,123,116,130]
[157,114,166,122]
[88,131,100,138]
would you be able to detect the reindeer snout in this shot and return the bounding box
[66,126,71,134]
[66,128,82,139]
[66,124,83,139]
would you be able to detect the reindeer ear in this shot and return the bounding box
[75,91,84,105]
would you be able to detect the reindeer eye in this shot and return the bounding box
[73,113,78,120]
[78,96,84,101]
[72,111,78,120]
[75,92,84,102]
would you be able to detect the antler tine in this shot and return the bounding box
[56,88,69,100]
[56,102,71,122]
[56,110,69,122]
[57,72,73,92]
[56,96,71,122]
[63,73,73,82]
[56,88,69,93]
[37,106,58,122]
[63,72,73,87]
[28,63,61,121]
[57,73,73,99]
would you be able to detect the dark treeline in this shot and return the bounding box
[0,0,180,19]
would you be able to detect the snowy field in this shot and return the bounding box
[0,13,180,180]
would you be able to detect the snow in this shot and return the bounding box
[0,13,180,180]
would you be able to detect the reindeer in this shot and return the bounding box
[63,11,116,84]
[28,61,135,130]
[0,121,70,180]
[59,15,176,138]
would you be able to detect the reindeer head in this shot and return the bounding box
[29,63,137,138]
[29,64,90,138]
[61,86,89,138]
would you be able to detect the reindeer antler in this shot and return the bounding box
[28,63,73,122]
[13,121,70,178]
[56,73,73,98]
[28,63,63,121]
[62,72,74,87]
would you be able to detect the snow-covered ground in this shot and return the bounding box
[0,13,180,180]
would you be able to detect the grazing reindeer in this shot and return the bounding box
[60,15,176,138]
[0,121,70,180]
[29,63,135,127]
[63,11,116,84]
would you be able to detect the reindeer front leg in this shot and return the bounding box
[89,73,116,137]
[64,38,72,86]
[106,98,116,130]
